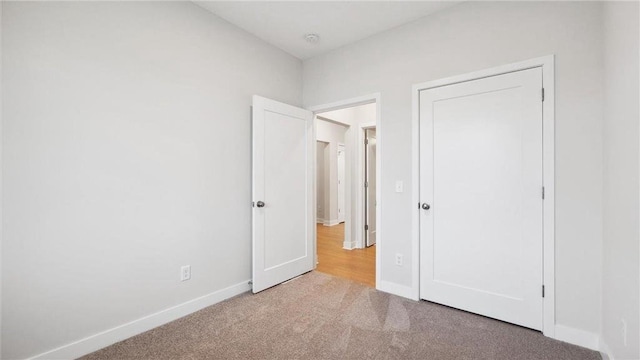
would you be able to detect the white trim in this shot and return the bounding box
[554,324,600,352]
[337,143,346,224]
[28,280,251,360]
[0,3,3,356]
[307,94,377,114]
[317,115,350,127]
[343,240,356,250]
[599,339,614,360]
[316,218,325,224]
[308,93,382,291]
[412,55,556,330]
[410,71,422,301]
[540,55,556,339]
[357,123,376,249]
[378,280,416,300]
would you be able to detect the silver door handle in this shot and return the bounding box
[421,203,430,210]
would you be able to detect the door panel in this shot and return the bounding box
[365,129,377,247]
[419,68,543,330]
[252,96,314,293]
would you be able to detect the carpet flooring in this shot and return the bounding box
[81,272,601,360]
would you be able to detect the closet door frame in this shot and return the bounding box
[411,55,555,338]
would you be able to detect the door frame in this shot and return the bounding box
[361,123,376,248]
[308,93,381,289]
[337,143,346,223]
[411,55,555,337]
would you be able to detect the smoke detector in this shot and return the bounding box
[304,33,320,44]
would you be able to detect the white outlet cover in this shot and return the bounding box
[181,265,191,281]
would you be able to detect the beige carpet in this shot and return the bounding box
[81,272,601,360]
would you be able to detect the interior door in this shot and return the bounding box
[419,68,543,330]
[337,145,346,223]
[365,129,377,247]
[252,95,314,293]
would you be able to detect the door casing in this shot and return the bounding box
[412,55,555,337]
[337,143,346,223]
[363,125,377,247]
[308,93,381,289]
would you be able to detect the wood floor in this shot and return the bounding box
[316,223,376,287]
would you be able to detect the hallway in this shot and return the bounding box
[316,223,376,287]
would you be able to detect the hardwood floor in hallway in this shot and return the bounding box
[316,223,376,287]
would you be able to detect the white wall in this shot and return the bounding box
[601,2,640,359]
[315,119,346,226]
[304,1,604,335]
[1,2,301,359]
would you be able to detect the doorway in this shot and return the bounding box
[315,119,347,228]
[311,97,380,288]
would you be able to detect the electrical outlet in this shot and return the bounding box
[395,254,403,266]
[181,265,191,282]
[621,318,627,347]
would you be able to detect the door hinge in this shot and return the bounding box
[365,224,369,231]
[365,138,369,145]
[252,201,255,207]
[542,88,545,102]
[365,181,369,188]
[542,285,545,298]
[542,186,545,200]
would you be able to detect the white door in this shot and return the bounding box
[365,129,377,247]
[337,145,346,223]
[252,95,314,293]
[419,68,543,330]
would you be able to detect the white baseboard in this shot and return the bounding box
[343,240,356,250]
[316,217,326,224]
[553,324,600,352]
[323,219,340,226]
[599,340,614,360]
[378,280,419,301]
[28,280,251,360]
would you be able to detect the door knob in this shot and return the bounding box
[421,203,431,210]
[256,201,265,208]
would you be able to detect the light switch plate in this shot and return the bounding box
[395,181,403,193]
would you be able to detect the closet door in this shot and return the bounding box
[419,68,544,330]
